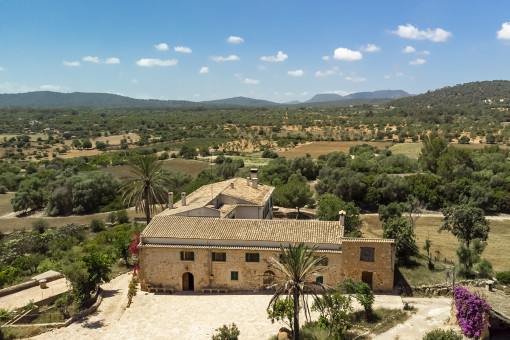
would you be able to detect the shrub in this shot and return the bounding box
[342,278,375,315]
[32,219,49,234]
[0,308,11,322]
[495,271,510,284]
[262,149,278,159]
[422,329,462,340]
[211,323,240,340]
[476,259,493,278]
[0,186,7,194]
[453,286,491,338]
[90,219,106,232]
[116,210,130,224]
[106,212,116,224]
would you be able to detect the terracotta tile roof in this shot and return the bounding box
[158,177,274,217]
[341,238,395,243]
[142,216,344,245]
[139,243,342,254]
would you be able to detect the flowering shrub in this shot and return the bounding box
[453,286,491,338]
[128,233,140,258]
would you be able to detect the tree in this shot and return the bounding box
[119,156,170,224]
[419,133,448,173]
[114,229,132,267]
[342,278,374,316]
[458,136,470,144]
[440,205,490,248]
[382,217,417,265]
[82,139,92,149]
[312,287,353,338]
[316,194,362,237]
[273,180,315,216]
[268,243,326,340]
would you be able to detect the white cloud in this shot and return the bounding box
[83,56,120,64]
[63,60,80,67]
[130,79,138,84]
[199,66,209,74]
[83,56,100,63]
[396,72,404,77]
[497,22,510,40]
[333,47,362,61]
[315,66,339,77]
[174,46,192,53]
[260,51,288,62]
[360,44,380,52]
[393,24,452,42]
[322,56,330,61]
[300,92,309,97]
[384,75,391,79]
[345,76,367,82]
[288,69,304,77]
[409,58,426,65]
[155,43,169,51]
[210,55,240,62]
[136,58,178,67]
[325,90,351,96]
[105,57,120,64]
[402,46,416,53]
[244,78,259,84]
[40,84,61,91]
[228,36,244,44]
[258,65,266,70]
[285,92,295,96]
[420,50,430,55]
[0,66,4,71]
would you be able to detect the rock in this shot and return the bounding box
[277,327,292,340]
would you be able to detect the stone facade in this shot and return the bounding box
[341,239,395,291]
[139,246,343,292]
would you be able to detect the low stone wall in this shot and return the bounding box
[0,281,38,297]
[411,279,490,296]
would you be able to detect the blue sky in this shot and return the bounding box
[1,0,510,103]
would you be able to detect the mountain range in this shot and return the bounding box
[0,90,411,108]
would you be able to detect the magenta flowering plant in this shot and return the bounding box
[128,233,140,257]
[453,286,491,338]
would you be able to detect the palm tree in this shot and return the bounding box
[119,155,170,224]
[267,243,326,340]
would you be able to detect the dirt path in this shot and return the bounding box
[29,273,132,340]
[0,278,68,311]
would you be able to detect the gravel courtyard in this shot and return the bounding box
[30,273,455,340]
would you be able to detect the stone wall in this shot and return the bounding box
[341,239,395,291]
[139,247,344,292]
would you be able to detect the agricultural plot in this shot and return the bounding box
[279,141,393,158]
[102,158,211,179]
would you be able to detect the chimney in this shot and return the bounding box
[247,177,250,186]
[168,192,173,209]
[250,168,258,180]
[230,182,234,189]
[339,210,346,227]
[252,178,258,189]
[181,192,187,206]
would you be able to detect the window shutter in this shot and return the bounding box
[316,276,323,284]
[212,252,215,261]
[245,253,249,262]
[255,253,260,262]
[191,252,194,261]
[223,253,226,262]
[180,251,184,261]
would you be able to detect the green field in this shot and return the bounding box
[388,143,422,159]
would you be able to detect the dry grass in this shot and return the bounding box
[451,142,510,150]
[0,192,14,216]
[360,214,510,271]
[388,143,423,159]
[279,141,393,159]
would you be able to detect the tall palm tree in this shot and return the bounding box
[119,155,170,224]
[268,243,326,340]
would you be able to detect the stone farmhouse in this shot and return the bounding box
[138,171,396,293]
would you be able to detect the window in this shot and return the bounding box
[212,252,226,262]
[360,247,375,262]
[245,253,260,262]
[180,251,194,261]
[231,271,239,281]
[314,256,328,266]
[316,276,323,284]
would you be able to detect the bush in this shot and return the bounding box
[211,323,240,340]
[32,219,49,234]
[422,329,462,340]
[453,286,491,338]
[90,219,106,233]
[116,210,130,224]
[476,259,493,278]
[262,149,278,159]
[0,186,7,194]
[495,271,510,284]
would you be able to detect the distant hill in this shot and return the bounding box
[389,80,510,107]
[0,91,194,108]
[199,96,279,107]
[299,98,393,107]
[306,90,410,104]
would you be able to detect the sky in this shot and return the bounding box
[1,0,510,103]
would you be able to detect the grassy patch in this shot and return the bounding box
[388,143,422,159]
[350,307,412,336]
[398,257,451,287]
[0,192,14,216]
[279,141,393,159]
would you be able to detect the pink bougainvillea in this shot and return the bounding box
[129,233,140,257]
[453,286,491,338]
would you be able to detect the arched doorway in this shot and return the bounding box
[182,272,194,291]
[263,270,275,288]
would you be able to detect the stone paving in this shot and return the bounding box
[0,278,69,311]
[27,273,456,340]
